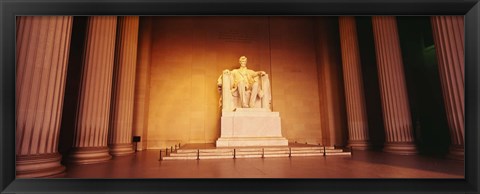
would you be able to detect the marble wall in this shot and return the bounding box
[269,17,324,144]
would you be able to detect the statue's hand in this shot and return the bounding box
[223,70,230,74]
[259,71,266,76]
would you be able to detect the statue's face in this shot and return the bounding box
[239,57,247,67]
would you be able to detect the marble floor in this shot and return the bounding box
[62,148,464,178]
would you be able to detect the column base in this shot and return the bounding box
[68,147,112,164]
[16,153,66,178]
[446,145,464,160]
[383,142,418,155]
[347,140,371,150]
[109,143,134,156]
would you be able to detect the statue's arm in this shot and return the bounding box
[254,69,266,77]
[249,69,266,77]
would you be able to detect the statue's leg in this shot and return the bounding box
[249,81,259,108]
[238,81,248,108]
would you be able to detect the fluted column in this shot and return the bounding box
[108,16,140,156]
[16,16,73,177]
[133,17,153,151]
[372,16,418,155]
[338,17,370,150]
[431,16,464,160]
[68,16,117,164]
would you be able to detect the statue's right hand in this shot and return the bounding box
[223,70,230,74]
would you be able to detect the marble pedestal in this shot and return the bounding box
[216,108,288,147]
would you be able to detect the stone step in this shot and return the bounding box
[236,148,288,152]
[170,152,231,157]
[177,149,230,153]
[200,153,236,157]
[265,150,291,154]
[292,148,323,151]
[326,152,352,156]
[290,149,343,153]
[291,153,324,157]
[169,153,345,158]
[290,150,322,154]
[235,152,262,155]
[169,152,322,158]
[237,150,288,154]
[169,149,346,156]
[236,148,265,152]
[175,146,338,153]
[162,145,351,160]
[290,146,335,150]
[198,149,234,153]
[169,153,197,157]
[163,151,351,160]
[235,154,263,158]
[263,153,290,158]
[325,149,345,153]
[163,156,198,160]
[199,155,234,159]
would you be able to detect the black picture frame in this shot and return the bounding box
[1,0,479,193]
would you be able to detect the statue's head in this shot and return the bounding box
[239,56,247,67]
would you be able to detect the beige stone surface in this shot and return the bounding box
[269,17,324,145]
[217,108,287,147]
[216,140,288,148]
[216,137,289,147]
